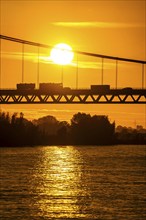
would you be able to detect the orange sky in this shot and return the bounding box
[0,0,146,128]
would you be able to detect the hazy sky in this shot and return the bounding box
[0,0,146,127]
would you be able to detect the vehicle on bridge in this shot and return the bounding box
[39,83,63,92]
[16,83,64,92]
[90,85,110,92]
[17,83,35,90]
[121,87,133,93]
[16,83,112,93]
[1,83,145,104]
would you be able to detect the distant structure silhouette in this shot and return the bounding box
[0,35,146,104]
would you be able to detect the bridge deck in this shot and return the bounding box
[0,89,145,104]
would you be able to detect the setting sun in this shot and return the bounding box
[50,43,74,65]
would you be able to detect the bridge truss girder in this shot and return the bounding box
[0,93,145,104]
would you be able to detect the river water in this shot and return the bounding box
[0,145,146,220]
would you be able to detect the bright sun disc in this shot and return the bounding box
[50,43,74,65]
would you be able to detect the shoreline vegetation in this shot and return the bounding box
[0,111,146,147]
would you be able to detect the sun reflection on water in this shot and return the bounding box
[31,146,88,218]
[1,146,145,219]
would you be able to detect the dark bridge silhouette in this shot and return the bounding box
[0,84,146,104]
[0,35,146,104]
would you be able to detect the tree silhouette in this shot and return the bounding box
[33,115,60,136]
[0,111,145,146]
[0,112,42,146]
[70,112,115,145]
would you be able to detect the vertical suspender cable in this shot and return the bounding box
[61,65,63,85]
[142,63,146,128]
[0,37,1,89]
[22,43,24,83]
[37,46,40,89]
[116,60,118,89]
[101,58,104,85]
[142,64,144,89]
[0,38,1,110]
[145,102,146,129]
[76,53,78,89]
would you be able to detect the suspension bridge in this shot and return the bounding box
[0,35,146,104]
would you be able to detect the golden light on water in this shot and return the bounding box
[1,146,145,219]
[32,146,88,218]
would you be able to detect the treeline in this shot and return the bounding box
[116,125,146,145]
[0,112,41,146]
[0,111,145,146]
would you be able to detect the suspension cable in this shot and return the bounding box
[61,65,63,84]
[76,54,79,89]
[22,43,24,83]
[142,64,144,89]
[37,46,40,89]
[101,58,104,85]
[0,37,1,89]
[116,60,118,89]
[0,35,145,64]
